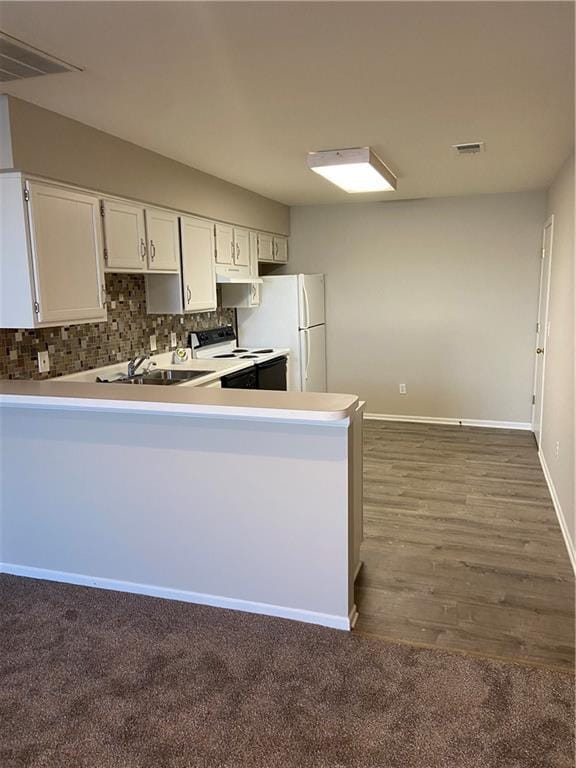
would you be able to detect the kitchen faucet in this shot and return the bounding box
[127,355,151,377]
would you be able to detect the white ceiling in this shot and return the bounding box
[0,1,573,205]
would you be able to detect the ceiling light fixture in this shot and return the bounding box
[306,147,397,193]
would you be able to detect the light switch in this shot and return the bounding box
[170,332,177,349]
[150,334,157,352]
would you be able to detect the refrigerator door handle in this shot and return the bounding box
[303,329,310,385]
[302,280,310,329]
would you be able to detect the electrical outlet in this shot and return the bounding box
[399,383,407,395]
[37,350,50,373]
[170,332,177,349]
[555,441,560,459]
[150,334,157,352]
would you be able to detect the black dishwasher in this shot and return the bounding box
[256,356,287,390]
[221,367,257,389]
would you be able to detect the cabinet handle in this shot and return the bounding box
[150,240,156,261]
[231,241,235,262]
[140,238,146,261]
[186,285,192,304]
[236,242,240,260]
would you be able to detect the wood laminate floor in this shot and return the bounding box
[354,420,575,671]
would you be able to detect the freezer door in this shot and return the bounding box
[299,324,327,392]
[298,274,325,329]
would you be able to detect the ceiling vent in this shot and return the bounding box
[452,141,485,155]
[0,31,81,83]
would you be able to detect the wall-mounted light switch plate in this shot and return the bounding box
[150,334,157,352]
[37,350,50,373]
[399,383,407,395]
[170,332,177,349]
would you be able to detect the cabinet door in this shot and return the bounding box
[233,227,250,268]
[27,182,106,324]
[274,236,288,263]
[145,208,180,272]
[180,216,217,312]
[257,232,274,262]
[103,199,146,271]
[215,223,234,265]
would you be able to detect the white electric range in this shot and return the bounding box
[189,326,289,390]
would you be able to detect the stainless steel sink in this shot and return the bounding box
[98,369,215,386]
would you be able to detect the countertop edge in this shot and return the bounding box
[0,391,357,425]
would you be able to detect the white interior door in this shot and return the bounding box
[180,216,217,312]
[532,216,554,445]
[299,324,327,392]
[27,182,106,324]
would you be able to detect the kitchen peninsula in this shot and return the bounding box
[0,381,364,630]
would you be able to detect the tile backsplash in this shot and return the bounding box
[0,274,235,380]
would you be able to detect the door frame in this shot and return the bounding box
[531,215,554,442]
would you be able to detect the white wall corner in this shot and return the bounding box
[538,450,576,574]
[0,95,14,169]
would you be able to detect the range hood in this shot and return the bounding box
[216,275,263,284]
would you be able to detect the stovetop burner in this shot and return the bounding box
[214,354,237,358]
[239,355,258,359]
[253,349,274,354]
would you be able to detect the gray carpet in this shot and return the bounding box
[0,575,573,768]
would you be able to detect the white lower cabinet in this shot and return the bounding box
[0,175,107,328]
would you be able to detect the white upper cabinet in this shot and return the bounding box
[274,236,288,263]
[257,232,274,263]
[257,232,288,263]
[233,227,250,268]
[102,199,147,271]
[215,224,254,278]
[145,208,180,272]
[0,177,107,328]
[215,223,234,265]
[181,216,217,312]
[28,182,107,325]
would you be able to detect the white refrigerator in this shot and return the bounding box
[237,274,327,392]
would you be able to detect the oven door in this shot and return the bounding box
[221,367,257,389]
[257,356,287,391]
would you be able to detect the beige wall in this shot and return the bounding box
[541,154,575,561]
[288,191,547,423]
[1,96,289,235]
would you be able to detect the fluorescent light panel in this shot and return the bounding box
[307,147,397,193]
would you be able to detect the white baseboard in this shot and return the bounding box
[364,413,532,430]
[538,451,576,574]
[0,563,352,631]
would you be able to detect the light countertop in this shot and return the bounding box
[57,351,260,387]
[0,379,358,424]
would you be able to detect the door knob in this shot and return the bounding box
[536,348,544,354]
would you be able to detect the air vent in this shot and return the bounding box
[0,31,81,82]
[452,141,485,155]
